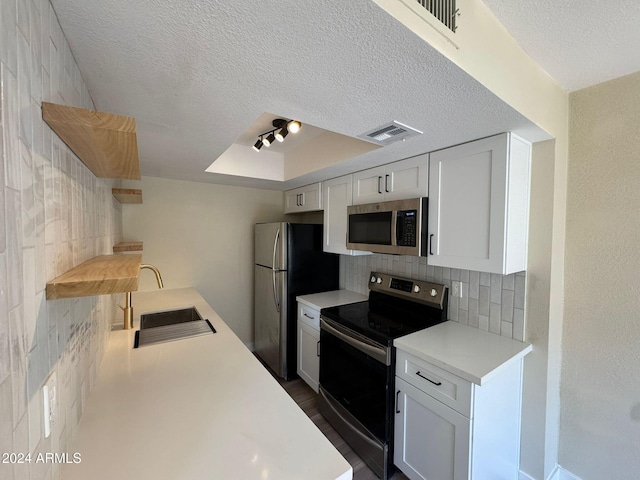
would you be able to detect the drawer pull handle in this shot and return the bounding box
[396,390,401,413]
[416,371,442,386]
[303,313,314,319]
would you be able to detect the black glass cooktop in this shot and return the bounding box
[320,291,447,346]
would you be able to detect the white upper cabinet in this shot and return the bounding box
[428,133,531,274]
[352,166,386,205]
[322,175,370,256]
[284,182,322,213]
[352,154,429,205]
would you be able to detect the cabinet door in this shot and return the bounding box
[284,188,303,214]
[297,320,320,393]
[352,165,386,205]
[428,133,510,273]
[385,154,429,201]
[284,183,322,213]
[323,175,370,256]
[301,182,322,211]
[394,377,471,480]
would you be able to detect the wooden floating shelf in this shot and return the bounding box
[42,102,141,180]
[46,254,142,300]
[113,242,143,253]
[112,188,142,204]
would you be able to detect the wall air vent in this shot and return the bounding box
[359,121,422,146]
[413,0,458,32]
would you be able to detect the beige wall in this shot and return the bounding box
[561,72,640,479]
[122,177,284,345]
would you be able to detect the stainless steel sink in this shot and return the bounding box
[140,307,203,329]
[134,307,216,348]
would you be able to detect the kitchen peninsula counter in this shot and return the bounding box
[61,288,352,480]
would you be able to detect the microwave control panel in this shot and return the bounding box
[396,210,417,247]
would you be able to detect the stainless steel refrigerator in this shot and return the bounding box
[254,223,339,380]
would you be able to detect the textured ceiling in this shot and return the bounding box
[50,0,548,189]
[483,0,640,92]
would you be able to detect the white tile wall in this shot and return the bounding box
[341,255,527,342]
[1,1,123,479]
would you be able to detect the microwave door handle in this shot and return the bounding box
[391,210,398,246]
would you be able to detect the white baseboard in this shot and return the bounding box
[520,464,581,480]
[546,465,582,480]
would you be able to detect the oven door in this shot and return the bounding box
[319,317,392,442]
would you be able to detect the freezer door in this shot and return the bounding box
[254,265,287,377]
[255,223,287,270]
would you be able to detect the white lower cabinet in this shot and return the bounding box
[394,349,524,480]
[298,322,319,392]
[395,377,471,480]
[297,303,320,392]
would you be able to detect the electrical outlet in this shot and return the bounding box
[43,372,57,439]
[452,281,464,298]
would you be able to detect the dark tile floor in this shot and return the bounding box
[275,376,409,480]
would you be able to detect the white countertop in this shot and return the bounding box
[394,321,532,385]
[61,288,352,480]
[296,290,368,310]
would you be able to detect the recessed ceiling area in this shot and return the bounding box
[205,113,380,182]
[49,0,550,190]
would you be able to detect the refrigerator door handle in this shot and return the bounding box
[272,227,281,270]
[271,227,281,312]
[272,270,281,313]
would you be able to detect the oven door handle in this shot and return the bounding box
[320,318,389,365]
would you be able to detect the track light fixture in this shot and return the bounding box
[288,120,301,134]
[253,118,302,152]
[275,127,288,142]
[263,132,275,147]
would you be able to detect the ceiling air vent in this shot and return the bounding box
[414,0,458,32]
[359,121,422,146]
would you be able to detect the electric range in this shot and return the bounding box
[318,272,448,480]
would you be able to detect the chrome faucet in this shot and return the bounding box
[120,264,164,330]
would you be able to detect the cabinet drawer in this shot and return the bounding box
[298,304,320,330]
[396,350,473,418]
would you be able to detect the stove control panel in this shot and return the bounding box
[368,271,447,308]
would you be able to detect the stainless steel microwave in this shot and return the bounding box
[347,198,428,256]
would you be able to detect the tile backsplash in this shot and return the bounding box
[1,1,122,479]
[341,255,527,342]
